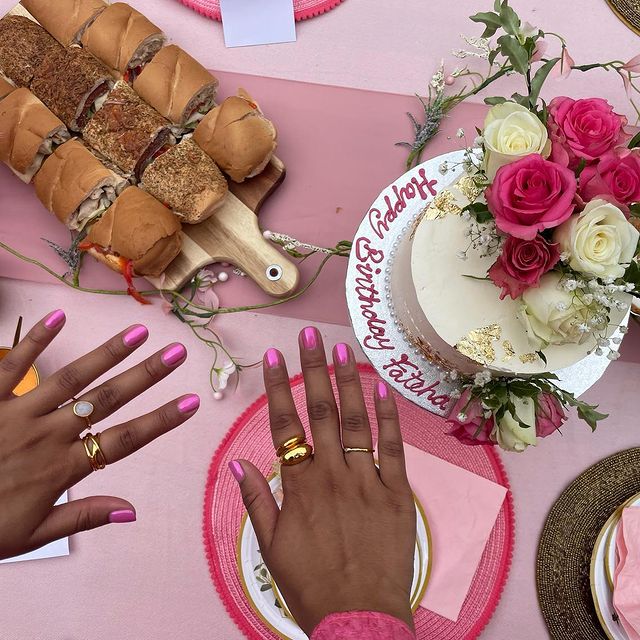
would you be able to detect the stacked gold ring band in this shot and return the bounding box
[276,435,313,466]
[82,432,107,471]
[343,447,375,454]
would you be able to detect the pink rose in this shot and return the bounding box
[485,154,577,240]
[535,393,567,438]
[447,389,495,446]
[548,96,629,168]
[488,235,560,299]
[579,149,640,212]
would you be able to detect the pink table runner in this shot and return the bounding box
[204,365,514,640]
[0,72,487,328]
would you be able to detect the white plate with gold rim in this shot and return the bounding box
[591,492,640,640]
[237,475,431,640]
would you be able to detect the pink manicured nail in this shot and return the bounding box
[162,343,187,367]
[123,324,148,347]
[178,394,200,413]
[44,309,65,329]
[335,343,350,366]
[302,327,318,350]
[108,509,136,524]
[229,460,245,483]
[376,381,389,400]
[265,348,281,368]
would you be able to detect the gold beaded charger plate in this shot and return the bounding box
[606,0,640,34]
[236,474,431,640]
[536,448,640,639]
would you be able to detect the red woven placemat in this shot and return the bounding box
[179,0,345,22]
[203,364,514,639]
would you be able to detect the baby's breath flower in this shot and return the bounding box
[456,128,465,138]
[620,326,629,334]
[439,161,449,174]
[607,350,621,361]
[456,250,468,261]
[474,135,484,146]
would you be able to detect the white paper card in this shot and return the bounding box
[0,493,69,564]
[220,0,296,48]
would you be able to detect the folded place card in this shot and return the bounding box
[220,0,296,48]
[401,443,507,622]
[614,507,640,640]
[0,493,69,565]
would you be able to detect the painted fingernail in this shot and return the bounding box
[108,509,136,524]
[162,343,187,367]
[44,309,65,329]
[229,460,245,483]
[335,343,350,366]
[265,348,282,368]
[376,381,389,400]
[302,327,318,350]
[123,324,148,347]
[178,394,200,413]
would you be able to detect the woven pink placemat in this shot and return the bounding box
[203,364,514,640]
[179,0,345,22]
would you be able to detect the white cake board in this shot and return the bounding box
[345,151,627,417]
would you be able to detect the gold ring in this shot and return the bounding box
[276,435,306,458]
[343,447,375,454]
[82,432,107,471]
[71,397,95,431]
[280,443,313,466]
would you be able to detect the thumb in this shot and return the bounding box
[229,460,278,552]
[29,496,136,550]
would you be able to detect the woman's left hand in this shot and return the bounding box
[0,310,199,560]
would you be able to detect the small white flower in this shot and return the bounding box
[450,389,462,399]
[457,412,467,421]
[620,326,629,334]
[555,302,568,311]
[439,161,449,174]
[597,337,610,347]
[595,347,604,356]
[625,283,636,292]
[212,359,237,391]
[616,300,629,311]
[607,350,621,361]
[474,135,484,146]
[560,251,571,263]
[474,370,491,387]
[612,337,622,344]
[588,279,600,291]
[604,275,616,285]
[456,128,465,138]
[605,284,618,294]
[564,279,578,291]
[577,322,590,333]
[456,251,468,261]
[461,211,471,221]
[449,370,459,380]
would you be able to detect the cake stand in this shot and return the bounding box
[345,151,627,417]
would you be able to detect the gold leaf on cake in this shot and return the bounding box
[502,340,515,362]
[423,190,461,220]
[519,353,539,364]
[455,324,502,366]
[457,176,482,203]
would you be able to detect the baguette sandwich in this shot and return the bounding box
[81,2,166,79]
[82,81,174,180]
[33,139,128,230]
[31,46,114,131]
[0,75,15,100]
[0,88,70,183]
[0,15,62,87]
[21,0,107,46]
[141,138,228,224]
[80,186,182,282]
[193,90,277,183]
[133,45,218,126]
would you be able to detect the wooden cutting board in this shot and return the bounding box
[7,3,299,298]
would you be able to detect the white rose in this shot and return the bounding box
[553,199,639,279]
[495,394,537,452]
[483,102,551,180]
[518,272,592,350]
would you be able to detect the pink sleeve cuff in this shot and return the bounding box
[311,611,415,639]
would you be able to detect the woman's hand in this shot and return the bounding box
[0,310,199,561]
[230,327,416,635]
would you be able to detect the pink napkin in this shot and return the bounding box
[613,507,640,640]
[399,443,507,622]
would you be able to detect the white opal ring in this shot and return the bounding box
[71,398,95,430]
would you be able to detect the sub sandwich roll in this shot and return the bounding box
[21,0,107,46]
[31,46,114,131]
[81,3,166,79]
[132,45,218,127]
[193,90,277,183]
[81,186,182,278]
[82,81,174,180]
[33,139,128,230]
[0,75,15,100]
[0,15,62,87]
[141,138,228,224]
[0,88,70,183]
